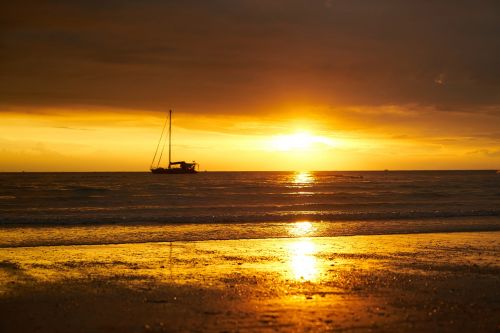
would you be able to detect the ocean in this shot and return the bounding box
[1,171,499,247]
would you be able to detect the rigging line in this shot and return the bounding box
[150,112,169,168]
[157,110,171,168]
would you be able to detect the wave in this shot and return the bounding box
[1,217,499,248]
[1,208,498,226]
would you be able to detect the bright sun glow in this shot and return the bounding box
[270,132,334,151]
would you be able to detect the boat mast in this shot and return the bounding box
[168,109,172,166]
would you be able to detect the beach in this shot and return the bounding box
[1,230,499,332]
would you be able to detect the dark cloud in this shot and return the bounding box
[1,0,499,113]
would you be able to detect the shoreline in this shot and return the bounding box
[1,231,499,332]
[1,216,499,248]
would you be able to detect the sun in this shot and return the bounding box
[270,131,333,151]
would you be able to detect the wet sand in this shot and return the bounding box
[0,231,499,332]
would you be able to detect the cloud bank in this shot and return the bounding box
[1,0,499,114]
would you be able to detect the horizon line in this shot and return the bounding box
[0,169,498,173]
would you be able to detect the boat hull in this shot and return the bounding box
[150,168,197,174]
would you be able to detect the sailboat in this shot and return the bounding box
[150,110,198,174]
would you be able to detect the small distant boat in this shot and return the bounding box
[150,110,198,174]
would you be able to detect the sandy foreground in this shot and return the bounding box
[0,231,499,332]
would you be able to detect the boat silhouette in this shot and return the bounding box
[150,110,198,174]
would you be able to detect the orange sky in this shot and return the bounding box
[0,1,499,171]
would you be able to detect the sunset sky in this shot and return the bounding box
[1,0,499,171]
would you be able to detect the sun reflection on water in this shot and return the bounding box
[290,221,316,237]
[289,239,319,281]
[293,171,314,185]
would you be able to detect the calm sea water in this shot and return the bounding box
[0,171,499,246]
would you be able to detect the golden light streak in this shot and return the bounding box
[288,239,319,281]
[1,107,499,171]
